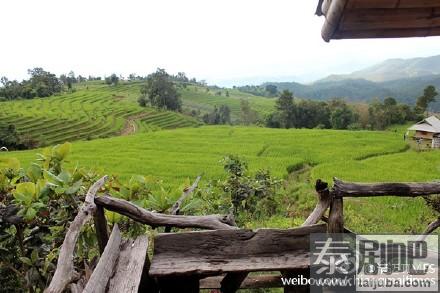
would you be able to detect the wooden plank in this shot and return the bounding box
[333,26,440,39]
[95,195,236,230]
[347,0,440,10]
[399,0,440,8]
[333,178,440,197]
[200,274,283,289]
[83,225,122,293]
[321,0,349,41]
[347,0,399,9]
[94,204,109,254]
[45,176,108,293]
[327,197,344,233]
[149,224,326,277]
[341,8,440,31]
[107,235,150,293]
[321,0,333,15]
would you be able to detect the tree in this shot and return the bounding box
[202,105,231,125]
[240,99,258,125]
[295,100,331,128]
[265,84,278,96]
[276,90,295,128]
[68,71,77,83]
[328,99,358,129]
[105,74,119,86]
[175,72,188,83]
[416,85,438,113]
[138,68,182,111]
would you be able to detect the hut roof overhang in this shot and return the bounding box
[316,0,440,42]
[408,115,440,133]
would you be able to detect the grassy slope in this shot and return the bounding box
[0,82,274,146]
[1,126,438,233]
[0,126,407,182]
[180,85,275,120]
[0,81,200,146]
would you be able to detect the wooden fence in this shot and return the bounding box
[39,176,440,293]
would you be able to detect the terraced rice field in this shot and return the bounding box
[1,126,408,183]
[1,126,439,233]
[180,85,276,119]
[0,82,200,146]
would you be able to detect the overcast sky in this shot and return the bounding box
[2,0,440,86]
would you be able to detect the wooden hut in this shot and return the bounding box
[408,115,440,148]
[315,0,440,41]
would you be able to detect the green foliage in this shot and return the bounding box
[105,73,119,86]
[0,123,38,150]
[0,68,63,100]
[269,92,415,130]
[235,84,278,97]
[416,85,438,113]
[240,99,259,125]
[0,143,205,291]
[329,102,358,130]
[0,143,100,291]
[202,155,282,224]
[368,98,417,130]
[139,68,182,111]
[202,105,231,125]
[0,81,200,147]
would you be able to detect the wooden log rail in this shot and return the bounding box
[44,176,237,293]
[44,175,440,292]
[333,177,440,197]
[94,195,236,230]
[304,178,440,235]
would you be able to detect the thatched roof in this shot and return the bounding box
[408,115,440,133]
[316,0,440,42]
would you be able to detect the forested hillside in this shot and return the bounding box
[258,55,440,110]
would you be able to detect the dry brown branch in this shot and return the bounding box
[45,176,108,293]
[94,195,236,230]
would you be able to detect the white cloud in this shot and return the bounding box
[1,0,440,86]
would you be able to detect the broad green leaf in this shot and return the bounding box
[35,179,49,199]
[54,142,71,160]
[6,158,20,172]
[13,182,36,205]
[26,164,42,182]
[19,257,32,266]
[57,171,71,184]
[25,207,37,221]
[31,249,38,263]
[65,179,82,195]
[43,170,63,186]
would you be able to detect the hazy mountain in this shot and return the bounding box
[319,55,440,83]
[263,74,440,110]
[259,55,440,110]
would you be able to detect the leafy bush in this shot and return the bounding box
[0,143,101,291]
[199,155,282,225]
[0,144,204,291]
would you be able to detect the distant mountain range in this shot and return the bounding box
[319,55,440,83]
[263,55,440,109]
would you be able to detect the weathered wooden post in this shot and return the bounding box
[94,204,109,254]
[328,178,344,234]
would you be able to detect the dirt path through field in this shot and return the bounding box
[120,112,150,136]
